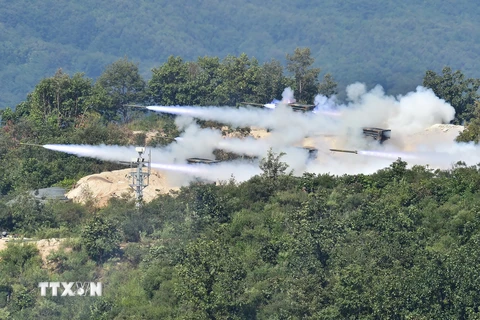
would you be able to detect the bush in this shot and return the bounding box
[80,214,121,263]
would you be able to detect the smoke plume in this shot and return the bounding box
[41,82,479,187]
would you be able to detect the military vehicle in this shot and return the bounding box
[241,101,316,113]
[186,158,221,164]
[289,104,317,112]
[362,127,391,144]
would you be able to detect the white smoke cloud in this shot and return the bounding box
[346,82,368,103]
[42,82,474,188]
[314,94,337,112]
[388,86,456,135]
[281,87,296,103]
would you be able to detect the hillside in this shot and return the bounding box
[1,0,480,107]
[2,61,480,317]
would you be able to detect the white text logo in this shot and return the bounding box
[38,282,102,297]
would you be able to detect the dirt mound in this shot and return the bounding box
[36,238,65,263]
[66,168,179,207]
[402,124,464,151]
[419,123,464,135]
[250,127,271,139]
[132,130,160,144]
[0,238,65,265]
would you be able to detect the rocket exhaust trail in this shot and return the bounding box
[330,148,418,160]
[357,150,418,160]
[145,105,278,128]
[145,105,338,135]
[150,163,205,175]
[152,161,262,182]
[42,144,136,160]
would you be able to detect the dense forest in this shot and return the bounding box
[1,54,480,318]
[2,0,480,107]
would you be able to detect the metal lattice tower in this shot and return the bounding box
[128,147,151,208]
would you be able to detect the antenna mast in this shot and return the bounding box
[128,147,151,208]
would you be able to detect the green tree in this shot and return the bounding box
[9,195,56,236]
[80,214,121,263]
[0,243,42,278]
[14,69,94,136]
[423,66,480,124]
[214,53,260,105]
[194,56,222,105]
[148,55,190,105]
[174,238,249,318]
[254,58,293,103]
[317,73,338,97]
[96,57,146,122]
[456,101,480,143]
[258,148,289,197]
[182,57,222,105]
[191,183,230,227]
[260,148,288,182]
[286,47,321,103]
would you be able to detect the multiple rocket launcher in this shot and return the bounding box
[19,105,393,164]
[125,104,393,161]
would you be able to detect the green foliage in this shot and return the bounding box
[16,69,94,136]
[254,59,293,103]
[423,66,480,124]
[89,298,117,320]
[96,57,146,122]
[286,47,321,103]
[318,73,338,97]
[5,159,480,318]
[456,101,480,143]
[80,214,121,263]
[9,284,36,312]
[259,148,289,192]
[8,195,56,236]
[214,53,261,105]
[174,237,249,318]
[149,56,191,105]
[5,0,480,110]
[260,149,288,179]
[0,243,42,279]
[148,53,284,106]
[4,53,480,318]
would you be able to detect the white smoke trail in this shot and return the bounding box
[43,83,479,188]
[146,104,338,137]
[142,84,461,183]
[152,160,262,183]
[146,84,455,151]
[44,144,140,161]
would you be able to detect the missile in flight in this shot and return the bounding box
[124,104,148,109]
[329,148,358,154]
[19,142,44,147]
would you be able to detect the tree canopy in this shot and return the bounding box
[3,0,480,108]
[1,56,480,318]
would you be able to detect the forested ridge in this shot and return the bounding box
[1,56,480,318]
[2,0,480,108]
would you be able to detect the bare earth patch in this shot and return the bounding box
[66,168,179,208]
[0,238,67,265]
